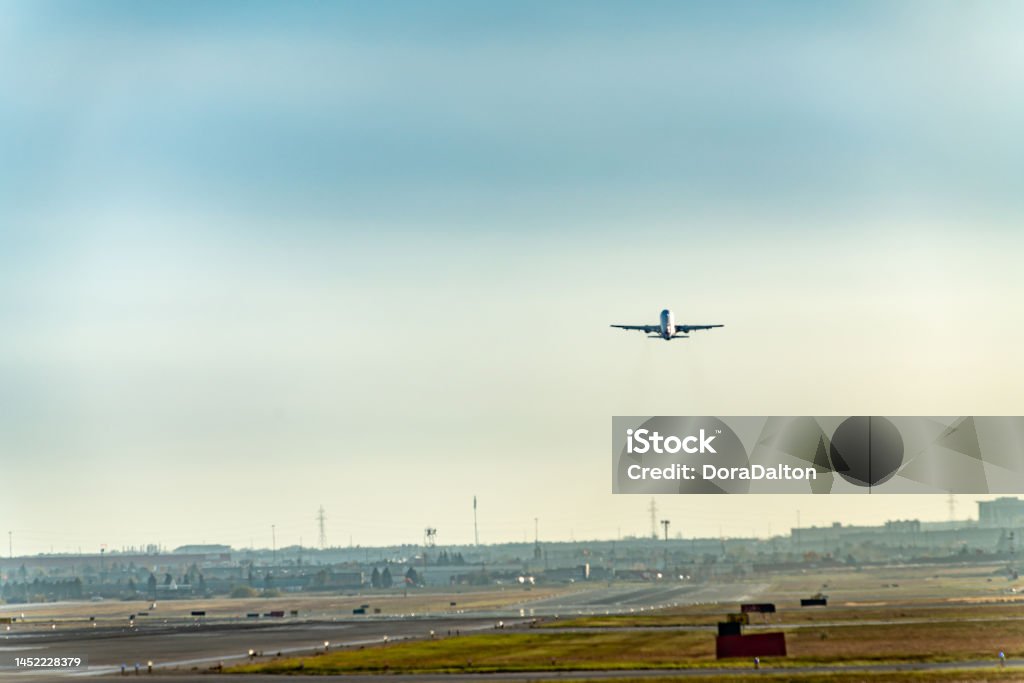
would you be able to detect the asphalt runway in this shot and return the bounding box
[1,583,772,680]
[1,617,514,679]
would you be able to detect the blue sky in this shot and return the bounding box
[6,1,1023,228]
[2,2,1024,553]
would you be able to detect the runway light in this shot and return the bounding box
[323,641,330,650]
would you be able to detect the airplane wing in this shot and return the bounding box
[610,324,659,333]
[676,324,724,333]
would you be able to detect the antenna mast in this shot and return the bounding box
[649,498,658,539]
[317,505,327,549]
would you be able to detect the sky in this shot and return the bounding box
[2,1,1024,554]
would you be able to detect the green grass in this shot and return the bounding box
[228,623,1024,675]
[229,632,715,674]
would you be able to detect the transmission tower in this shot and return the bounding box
[317,505,327,549]
[424,527,437,548]
[533,517,542,559]
[649,498,658,539]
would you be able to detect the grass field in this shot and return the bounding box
[229,617,1024,674]
[229,632,716,674]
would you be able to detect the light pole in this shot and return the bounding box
[660,520,671,575]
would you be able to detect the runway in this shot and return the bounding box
[0,581,770,683]
[0,583,770,680]
[1,617,510,679]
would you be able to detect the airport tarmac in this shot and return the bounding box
[0,582,769,680]
[2,616,512,679]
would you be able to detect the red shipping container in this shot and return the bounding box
[716,633,787,659]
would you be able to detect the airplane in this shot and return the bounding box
[610,309,724,340]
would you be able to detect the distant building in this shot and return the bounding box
[884,520,921,533]
[978,498,1024,528]
[173,545,232,554]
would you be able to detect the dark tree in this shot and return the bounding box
[405,566,420,586]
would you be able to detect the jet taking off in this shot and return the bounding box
[611,309,724,341]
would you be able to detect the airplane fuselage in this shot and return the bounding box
[659,309,675,340]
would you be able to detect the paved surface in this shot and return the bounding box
[6,579,1022,680]
[1,583,774,680]
[1,617,509,679]
[515,582,769,615]
[0,577,1018,682]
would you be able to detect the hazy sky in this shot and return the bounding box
[3,2,1024,554]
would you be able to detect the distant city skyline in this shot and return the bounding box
[2,494,1013,557]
